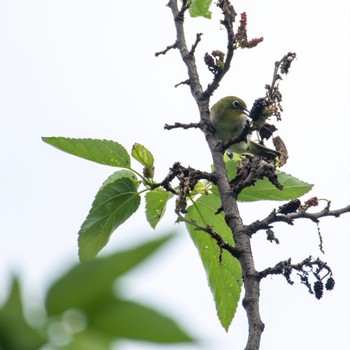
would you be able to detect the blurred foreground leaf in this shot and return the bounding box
[47,234,175,315]
[0,277,46,350]
[89,296,193,343]
[46,233,194,347]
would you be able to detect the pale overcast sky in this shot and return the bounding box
[1,1,350,349]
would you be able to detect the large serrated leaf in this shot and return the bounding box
[100,170,139,190]
[46,234,174,316]
[42,137,130,168]
[238,171,313,201]
[78,178,141,261]
[185,194,242,331]
[189,0,212,19]
[224,159,313,201]
[145,189,171,229]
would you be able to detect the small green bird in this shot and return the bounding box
[210,96,280,159]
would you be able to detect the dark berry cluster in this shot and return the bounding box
[249,98,270,122]
[300,258,334,300]
[204,50,225,75]
[277,197,320,215]
[325,277,335,291]
[313,280,324,299]
[278,199,301,214]
[313,277,336,299]
[275,257,335,300]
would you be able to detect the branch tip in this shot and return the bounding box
[155,41,178,57]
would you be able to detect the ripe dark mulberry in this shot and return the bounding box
[325,277,335,291]
[313,280,324,300]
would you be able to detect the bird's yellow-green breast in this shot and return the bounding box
[210,96,249,142]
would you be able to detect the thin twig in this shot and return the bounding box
[247,205,350,235]
[189,33,203,56]
[177,215,241,259]
[174,79,190,88]
[258,256,334,299]
[155,41,178,56]
[203,0,236,98]
[164,122,201,130]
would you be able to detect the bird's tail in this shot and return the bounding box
[248,140,281,159]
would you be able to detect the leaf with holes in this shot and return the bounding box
[145,189,172,229]
[189,0,212,19]
[131,143,154,169]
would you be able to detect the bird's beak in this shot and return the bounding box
[243,108,250,116]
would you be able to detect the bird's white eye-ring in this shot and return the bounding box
[232,100,241,109]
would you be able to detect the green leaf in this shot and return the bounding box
[186,194,242,331]
[100,170,139,189]
[225,159,238,181]
[78,177,141,261]
[42,137,130,168]
[131,143,154,168]
[190,181,209,196]
[46,234,174,316]
[46,234,193,346]
[145,189,171,229]
[189,0,212,19]
[89,296,194,343]
[238,171,313,201]
[0,277,46,350]
[224,159,313,201]
[63,330,113,350]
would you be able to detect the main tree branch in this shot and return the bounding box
[167,1,264,349]
[164,2,349,350]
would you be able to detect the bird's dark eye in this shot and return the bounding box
[232,100,241,109]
